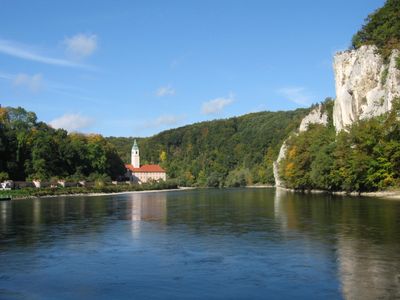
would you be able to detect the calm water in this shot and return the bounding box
[1,188,400,299]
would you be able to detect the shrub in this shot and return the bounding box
[381,67,389,85]
[225,168,252,187]
[206,172,224,188]
[0,172,9,182]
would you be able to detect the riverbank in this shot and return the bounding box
[0,181,186,200]
[34,187,196,200]
[276,186,400,200]
[246,184,275,188]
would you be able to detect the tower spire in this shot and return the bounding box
[131,139,140,168]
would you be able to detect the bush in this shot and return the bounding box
[225,168,252,187]
[0,172,9,182]
[381,67,389,85]
[206,172,224,188]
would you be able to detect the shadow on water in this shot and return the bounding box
[0,188,400,299]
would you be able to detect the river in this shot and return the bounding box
[1,188,400,299]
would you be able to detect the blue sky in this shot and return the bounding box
[0,0,384,137]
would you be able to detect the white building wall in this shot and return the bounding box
[130,172,166,183]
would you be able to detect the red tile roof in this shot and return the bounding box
[125,164,166,173]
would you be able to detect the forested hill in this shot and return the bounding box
[0,106,125,182]
[0,105,309,186]
[107,108,309,187]
[352,0,400,59]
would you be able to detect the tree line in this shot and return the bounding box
[0,106,125,182]
[107,108,309,187]
[352,0,400,61]
[1,105,309,187]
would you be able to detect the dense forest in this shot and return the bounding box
[352,0,400,59]
[279,99,400,192]
[0,105,309,186]
[107,108,309,187]
[0,106,125,182]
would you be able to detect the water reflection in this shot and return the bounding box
[0,189,400,299]
[337,237,400,299]
[127,193,167,222]
[272,188,400,299]
[274,188,289,230]
[126,193,167,237]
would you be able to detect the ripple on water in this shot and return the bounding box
[0,189,400,299]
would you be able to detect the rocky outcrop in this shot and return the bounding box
[273,104,328,186]
[299,104,328,132]
[273,141,287,187]
[273,45,400,187]
[333,45,400,131]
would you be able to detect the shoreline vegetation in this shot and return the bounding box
[0,180,180,200]
[275,186,400,200]
[3,183,400,201]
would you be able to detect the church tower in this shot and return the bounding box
[131,139,140,168]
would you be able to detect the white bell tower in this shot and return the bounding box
[131,139,140,168]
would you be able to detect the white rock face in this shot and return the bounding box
[299,104,328,132]
[273,141,287,187]
[273,45,400,187]
[333,45,400,131]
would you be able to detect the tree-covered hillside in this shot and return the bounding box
[107,108,309,187]
[0,106,125,181]
[352,0,400,59]
[279,99,400,192]
[0,105,309,186]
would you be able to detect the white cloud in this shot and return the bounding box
[156,85,175,97]
[154,115,181,126]
[0,70,100,100]
[143,114,185,129]
[0,38,87,68]
[49,113,94,132]
[0,71,13,81]
[278,87,313,105]
[64,34,97,59]
[13,73,43,92]
[201,93,234,115]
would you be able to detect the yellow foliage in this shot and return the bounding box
[159,151,167,162]
[0,107,8,123]
[285,162,295,178]
[87,134,104,143]
[185,171,194,181]
[288,146,297,159]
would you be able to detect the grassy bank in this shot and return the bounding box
[0,180,179,199]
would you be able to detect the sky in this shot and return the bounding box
[0,0,385,137]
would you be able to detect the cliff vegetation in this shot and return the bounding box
[279,99,400,192]
[352,0,400,60]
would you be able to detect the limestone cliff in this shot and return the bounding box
[273,45,400,187]
[299,104,328,132]
[273,141,287,188]
[333,45,400,131]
